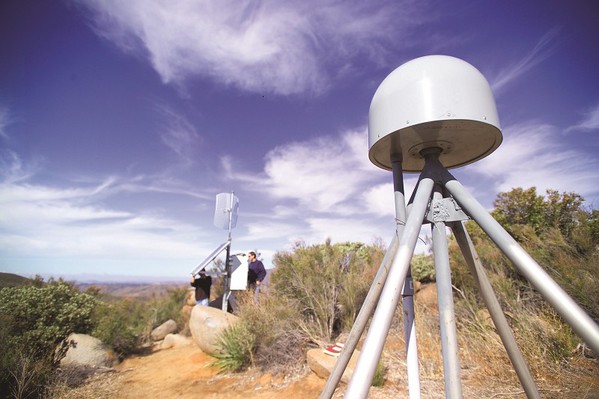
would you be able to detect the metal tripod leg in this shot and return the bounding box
[395,161,422,399]
[402,265,421,398]
[344,177,434,399]
[431,189,462,398]
[446,179,599,355]
[319,235,399,399]
[451,221,540,399]
[321,157,420,399]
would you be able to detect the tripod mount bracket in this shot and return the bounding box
[426,197,469,223]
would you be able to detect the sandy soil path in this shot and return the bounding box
[113,344,326,399]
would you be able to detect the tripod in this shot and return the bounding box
[321,56,599,399]
[321,148,599,398]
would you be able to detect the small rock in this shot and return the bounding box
[306,347,361,384]
[160,333,192,350]
[151,319,178,341]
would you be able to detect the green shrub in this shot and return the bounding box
[92,288,189,359]
[371,359,387,387]
[92,298,151,358]
[148,287,188,330]
[0,279,98,398]
[447,187,598,372]
[233,291,307,374]
[411,254,435,283]
[212,321,256,372]
[271,239,382,342]
[0,281,98,356]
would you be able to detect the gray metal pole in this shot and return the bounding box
[446,179,599,355]
[451,221,541,399]
[393,158,422,399]
[402,274,421,399]
[320,235,399,399]
[431,190,462,399]
[344,178,434,399]
[222,242,232,312]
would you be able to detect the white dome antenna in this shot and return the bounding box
[368,55,502,172]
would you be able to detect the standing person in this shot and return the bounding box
[247,251,266,291]
[191,272,212,306]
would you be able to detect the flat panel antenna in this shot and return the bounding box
[214,192,239,232]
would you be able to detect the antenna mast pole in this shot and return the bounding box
[222,191,235,312]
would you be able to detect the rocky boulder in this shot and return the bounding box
[151,319,178,341]
[60,333,117,368]
[307,347,361,384]
[189,305,239,354]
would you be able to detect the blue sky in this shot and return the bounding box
[1,0,598,282]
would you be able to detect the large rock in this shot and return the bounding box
[307,348,361,384]
[189,305,239,354]
[60,333,117,368]
[151,319,178,341]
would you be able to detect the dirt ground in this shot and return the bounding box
[109,344,326,399]
[73,340,598,399]
[71,284,598,398]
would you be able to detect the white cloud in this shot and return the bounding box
[75,0,423,95]
[241,221,302,241]
[362,183,395,217]
[0,151,231,280]
[361,176,420,218]
[0,152,215,266]
[565,103,599,133]
[304,217,388,245]
[0,180,207,259]
[259,130,386,213]
[472,121,599,203]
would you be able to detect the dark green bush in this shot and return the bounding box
[92,287,188,359]
[411,254,435,283]
[0,281,98,356]
[92,298,151,358]
[0,279,98,398]
[149,287,188,329]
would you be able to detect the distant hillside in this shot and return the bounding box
[76,282,188,298]
[0,272,30,288]
[0,272,187,298]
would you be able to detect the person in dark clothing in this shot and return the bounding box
[247,251,266,289]
[191,272,212,306]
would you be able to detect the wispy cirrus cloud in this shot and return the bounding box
[155,104,203,168]
[565,103,599,133]
[0,154,212,265]
[0,106,9,140]
[74,0,425,95]
[490,28,560,93]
